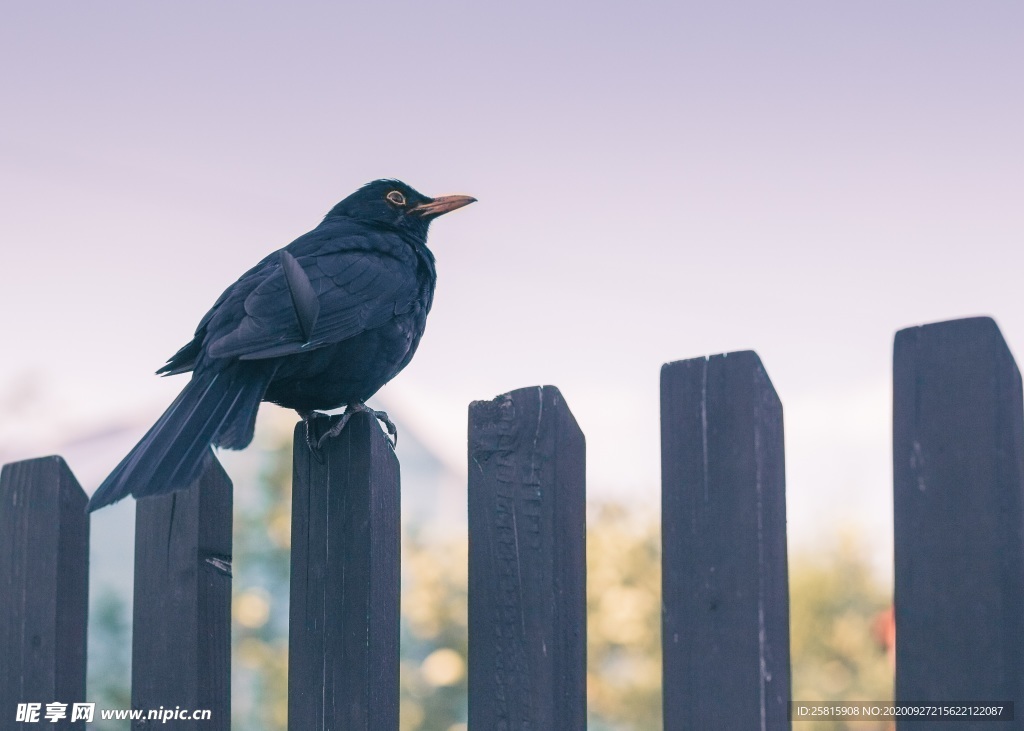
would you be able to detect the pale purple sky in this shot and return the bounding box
[2,1,1023,568]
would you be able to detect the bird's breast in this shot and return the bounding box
[262,309,427,412]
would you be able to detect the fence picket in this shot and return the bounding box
[131,454,232,729]
[468,385,587,730]
[661,352,791,730]
[893,317,1024,721]
[0,457,89,729]
[7,315,1024,729]
[288,411,400,731]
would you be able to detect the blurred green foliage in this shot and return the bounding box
[88,432,893,731]
[86,588,132,731]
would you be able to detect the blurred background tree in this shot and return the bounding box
[788,534,894,731]
[587,502,662,730]
[87,427,893,730]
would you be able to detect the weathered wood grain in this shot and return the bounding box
[0,456,89,729]
[131,454,232,730]
[288,411,400,731]
[468,385,587,731]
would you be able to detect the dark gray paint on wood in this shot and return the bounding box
[468,385,587,731]
[894,317,1024,728]
[661,352,791,731]
[288,412,400,731]
[131,454,232,730]
[0,457,89,729]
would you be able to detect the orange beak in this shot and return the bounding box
[410,194,477,219]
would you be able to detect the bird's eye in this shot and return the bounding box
[386,190,406,206]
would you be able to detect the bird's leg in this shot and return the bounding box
[296,409,325,463]
[315,402,398,450]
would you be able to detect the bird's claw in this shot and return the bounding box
[300,404,397,456]
[300,411,326,463]
[373,409,398,447]
[315,410,354,450]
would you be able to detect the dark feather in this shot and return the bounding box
[205,227,421,362]
[87,361,276,510]
[279,249,320,342]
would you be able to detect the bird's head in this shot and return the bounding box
[325,179,476,237]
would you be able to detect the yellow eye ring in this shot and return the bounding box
[386,190,406,206]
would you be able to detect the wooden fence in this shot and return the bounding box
[1,315,1023,729]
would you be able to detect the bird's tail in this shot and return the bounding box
[87,361,277,511]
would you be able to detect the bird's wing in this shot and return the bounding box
[205,236,421,361]
[158,251,279,375]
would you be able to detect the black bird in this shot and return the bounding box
[87,179,475,511]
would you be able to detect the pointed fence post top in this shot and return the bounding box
[468,384,581,442]
[1,455,88,506]
[660,350,783,449]
[662,348,768,369]
[895,314,1001,340]
[895,315,1014,363]
[661,350,779,399]
[469,384,584,463]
